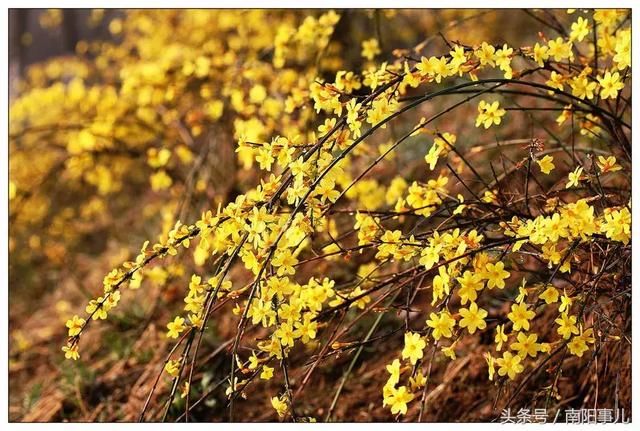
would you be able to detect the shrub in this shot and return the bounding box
[9,9,631,422]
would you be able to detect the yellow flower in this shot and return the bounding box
[547,37,573,61]
[567,328,595,357]
[147,147,171,168]
[510,332,541,358]
[594,9,622,29]
[495,324,508,351]
[597,71,624,99]
[546,71,565,91]
[601,207,631,244]
[65,315,85,336]
[475,41,496,66]
[495,44,513,78]
[271,395,288,418]
[293,314,318,343]
[424,133,454,170]
[249,84,267,104]
[456,270,484,305]
[361,38,381,60]
[386,358,401,386]
[507,302,535,331]
[150,170,173,191]
[180,382,190,399]
[570,75,597,100]
[542,214,568,242]
[166,316,186,338]
[247,352,260,370]
[596,155,622,173]
[416,56,433,77]
[409,372,427,391]
[346,98,363,138]
[366,96,398,128]
[316,178,340,203]
[613,29,631,69]
[424,143,443,171]
[484,352,496,381]
[555,313,579,339]
[475,100,506,129]
[336,70,362,93]
[482,190,498,204]
[539,285,559,304]
[384,385,415,415]
[419,245,441,270]
[274,322,295,347]
[484,261,510,289]
[62,343,80,360]
[569,16,590,42]
[164,359,181,377]
[458,302,488,334]
[536,155,555,175]
[431,266,450,304]
[86,298,108,320]
[426,310,456,340]
[271,248,298,277]
[559,290,573,313]
[515,284,527,304]
[401,332,426,365]
[318,118,336,136]
[532,42,549,66]
[449,44,467,68]
[260,366,274,380]
[496,351,524,380]
[441,344,457,360]
[429,56,450,83]
[566,166,584,189]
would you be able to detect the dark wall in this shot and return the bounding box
[9,9,117,73]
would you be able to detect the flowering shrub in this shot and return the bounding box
[9,9,630,422]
